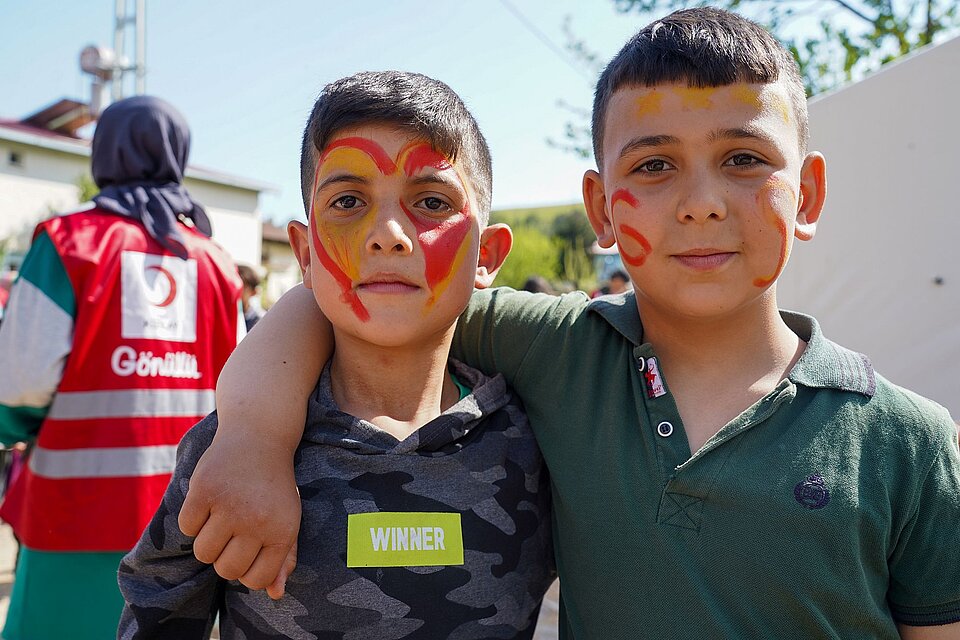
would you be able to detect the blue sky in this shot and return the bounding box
[0,1,650,223]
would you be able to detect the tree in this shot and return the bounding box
[616,0,956,93]
[493,226,564,290]
[553,0,959,157]
[76,173,99,202]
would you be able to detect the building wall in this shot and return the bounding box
[0,138,264,267]
[777,36,959,417]
[0,141,88,247]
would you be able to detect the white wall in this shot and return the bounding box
[0,139,264,266]
[777,36,960,417]
[0,142,87,248]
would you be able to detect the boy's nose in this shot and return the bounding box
[365,207,414,255]
[676,172,727,223]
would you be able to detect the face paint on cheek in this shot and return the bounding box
[308,160,372,322]
[397,142,474,306]
[610,189,652,267]
[752,178,796,288]
[402,205,473,307]
[310,214,371,322]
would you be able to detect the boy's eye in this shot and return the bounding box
[635,159,673,174]
[725,153,763,167]
[332,195,363,210]
[415,196,453,213]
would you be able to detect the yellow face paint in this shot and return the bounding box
[674,86,714,109]
[731,85,763,110]
[752,176,797,288]
[636,91,663,117]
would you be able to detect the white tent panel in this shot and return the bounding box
[778,35,960,417]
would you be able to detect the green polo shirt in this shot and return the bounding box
[453,288,960,639]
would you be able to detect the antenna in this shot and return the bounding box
[79,0,146,116]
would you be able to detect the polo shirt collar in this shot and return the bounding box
[587,294,875,398]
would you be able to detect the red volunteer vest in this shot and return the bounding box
[0,209,241,551]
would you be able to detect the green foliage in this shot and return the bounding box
[76,173,98,202]
[611,0,958,96]
[491,204,598,290]
[493,226,563,289]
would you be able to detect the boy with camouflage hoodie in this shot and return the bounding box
[117,71,554,639]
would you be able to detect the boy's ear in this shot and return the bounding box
[583,169,616,248]
[795,152,826,242]
[287,221,314,290]
[474,223,513,289]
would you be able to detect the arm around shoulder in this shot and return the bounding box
[119,417,224,639]
[178,283,330,594]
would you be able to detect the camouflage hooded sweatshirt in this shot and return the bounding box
[118,360,555,640]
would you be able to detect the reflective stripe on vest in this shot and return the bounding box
[29,444,178,479]
[48,388,215,419]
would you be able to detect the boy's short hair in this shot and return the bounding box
[300,71,493,223]
[591,7,809,168]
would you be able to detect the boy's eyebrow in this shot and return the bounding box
[316,173,369,191]
[617,135,681,158]
[409,174,465,192]
[708,126,777,146]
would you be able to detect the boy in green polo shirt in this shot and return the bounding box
[178,8,960,638]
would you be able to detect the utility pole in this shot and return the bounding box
[112,0,146,100]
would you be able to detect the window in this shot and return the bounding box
[8,151,23,167]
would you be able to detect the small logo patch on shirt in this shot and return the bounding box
[347,512,464,568]
[644,357,666,398]
[794,473,831,510]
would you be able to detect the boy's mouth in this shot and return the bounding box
[672,250,736,270]
[356,273,421,294]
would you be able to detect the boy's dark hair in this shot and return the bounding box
[300,71,493,223]
[592,7,808,168]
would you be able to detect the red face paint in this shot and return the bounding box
[310,214,370,321]
[402,143,452,176]
[310,137,475,320]
[752,178,794,288]
[319,137,397,175]
[752,215,788,288]
[610,189,652,267]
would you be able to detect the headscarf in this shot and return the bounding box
[92,95,212,258]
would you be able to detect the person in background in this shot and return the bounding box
[237,263,266,331]
[522,275,556,295]
[0,95,243,640]
[605,269,630,295]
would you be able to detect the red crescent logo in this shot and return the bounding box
[144,265,178,308]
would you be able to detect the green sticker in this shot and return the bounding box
[347,512,464,568]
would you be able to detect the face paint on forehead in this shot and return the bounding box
[319,137,398,175]
[610,189,652,267]
[636,91,663,117]
[752,176,796,288]
[401,143,453,176]
[731,85,792,125]
[674,86,715,109]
